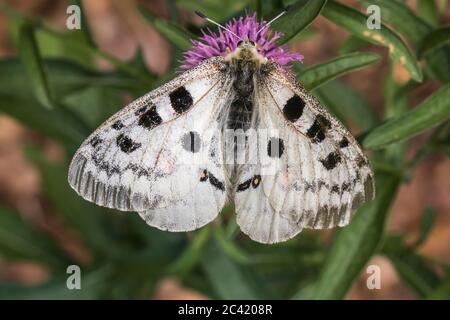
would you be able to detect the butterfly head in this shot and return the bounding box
[225,39,267,65]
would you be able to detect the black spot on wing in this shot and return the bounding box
[135,106,148,116]
[331,184,340,193]
[339,137,349,148]
[356,155,367,168]
[199,169,225,191]
[237,178,251,192]
[182,131,201,153]
[116,133,141,153]
[306,115,331,143]
[342,182,350,192]
[170,86,193,114]
[112,120,124,130]
[237,174,262,192]
[267,137,284,158]
[320,151,341,170]
[251,175,261,188]
[138,105,162,129]
[208,172,225,191]
[90,136,102,148]
[200,169,208,182]
[283,94,305,122]
[305,182,315,192]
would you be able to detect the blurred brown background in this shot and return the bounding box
[0,0,449,299]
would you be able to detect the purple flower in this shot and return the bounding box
[180,13,304,70]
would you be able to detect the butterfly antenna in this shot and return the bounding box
[255,6,291,37]
[195,11,244,41]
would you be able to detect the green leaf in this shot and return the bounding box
[415,207,436,247]
[273,0,327,44]
[35,27,94,70]
[428,274,450,299]
[168,226,211,276]
[0,58,136,103]
[0,94,86,151]
[306,173,400,299]
[359,0,450,83]
[338,35,368,55]
[418,25,450,58]
[359,0,430,43]
[0,206,72,270]
[382,237,440,298]
[2,0,154,85]
[298,52,381,90]
[26,148,116,256]
[62,86,122,131]
[202,237,260,299]
[138,6,194,51]
[363,84,450,149]
[418,0,439,28]
[69,0,96,47]
[215,225,250,265]
[314,79,379,131]
[17,22,54,109]
[382,65,410,165]
[322,1,423,82]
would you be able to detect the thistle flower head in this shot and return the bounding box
[180,13,303,70]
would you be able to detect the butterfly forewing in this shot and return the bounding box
[68,57,233,231]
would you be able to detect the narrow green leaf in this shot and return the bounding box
[26,148,115,256]
[2,2,154,84]
[359,0,430,43]
[215,226,250,265]
[298,52,380,90]
[306,173,400,299]
[314,79,379,131]
[418,25,450,58]
[62,85,123,131]
[273,0,327,44]
[382,65,410,165]
[202,237,259,299]
[382,237,440,298]
[363,84,450,149]
[338,35,368,54]
[69,0,96,47]
[428,275,450,299]
[168,226,211,276]
[0,58,136,103]
[415,207,436,247]
[138,6,193,51]
[0,206,72,270]
[322,1,423,82]
[0,94,86,150]
[17,22,54,109]
[418,0,439,27]
[359,0,450,83]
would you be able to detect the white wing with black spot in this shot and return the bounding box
[68,57,233,231]
[234,65,375,244]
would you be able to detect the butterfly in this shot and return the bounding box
[68,11,374,244]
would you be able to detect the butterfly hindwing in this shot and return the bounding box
[69,57,233,231]
[234,65,375,243]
